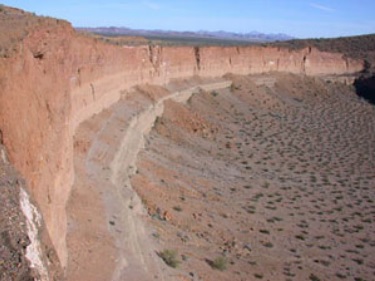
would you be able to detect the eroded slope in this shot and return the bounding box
[67,79,231,281]
[132,74,375,281]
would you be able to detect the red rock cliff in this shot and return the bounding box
[0,14,364,267]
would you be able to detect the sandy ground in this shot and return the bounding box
[65,78,231,281]
[132,73,375,281]
[65,73,375,281]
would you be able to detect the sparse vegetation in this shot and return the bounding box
[158,249,180,268]
[173,205,183,212]
[209,256,228,271]
[0,5,68,57]
[1,2,375,280]
[271,34,375,61]
[309,273,321,281]
[132,73,375,280]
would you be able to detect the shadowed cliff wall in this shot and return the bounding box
[354,74,375,104]
[0,15,364,268]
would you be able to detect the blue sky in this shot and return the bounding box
[2,0,374,38]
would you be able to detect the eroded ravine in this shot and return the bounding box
[66,80,231,281]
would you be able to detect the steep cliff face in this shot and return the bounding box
[0,11,365,270]
[70,44,362,131]
[0,19,75,270]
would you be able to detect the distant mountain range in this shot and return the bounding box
[77,27,295,43]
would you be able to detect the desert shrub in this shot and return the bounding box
[262,242,274,248]
[173,205,182,212]
[210,256,228,271]
[158,249,180,268]
[309,273,321,281]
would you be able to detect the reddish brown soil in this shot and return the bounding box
[131,74,375,281]
[66,81,218,281]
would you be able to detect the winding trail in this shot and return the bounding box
[66,80,231,281]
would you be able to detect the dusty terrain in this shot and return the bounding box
[130,74,375,281]
[0,6,365,274]
[66,78,231,281]
[1,5,374,281]
[65,73,375,281]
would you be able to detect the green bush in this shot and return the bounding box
[158,249,180,268]
[210,256,228,271]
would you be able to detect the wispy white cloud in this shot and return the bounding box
[143,1,160,11]
[309,2,335,12]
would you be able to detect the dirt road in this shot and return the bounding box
[65,80,231,281]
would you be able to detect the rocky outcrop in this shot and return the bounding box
[0,144,62,281]
[0,9,365,272]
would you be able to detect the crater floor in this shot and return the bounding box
[132,74,375,281]
[66,73,375,281]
